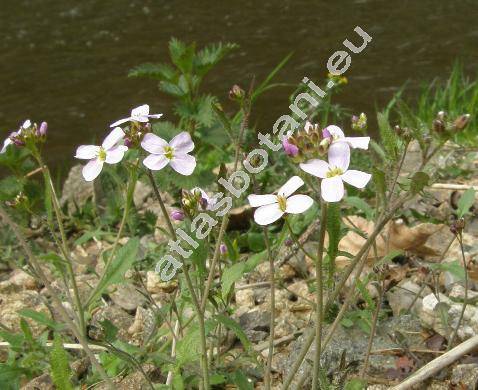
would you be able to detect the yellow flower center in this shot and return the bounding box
[98,148,107,161]
[326,167,343,178]
[277,195,287,212]
[164,146,174,160]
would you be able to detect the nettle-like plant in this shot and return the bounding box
[0,38,475,390]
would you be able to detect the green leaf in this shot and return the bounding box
[229,370,254,390]
[19,309,63,331]
[247,232,266,253]
[190,239,209,278]
[86,238,140,307]
[345,378,367,390]
[176,320,215,364]
[128,63,177,81]
[345,197,373,220]
[377,112,400,161]
[221,262,245,299]
[169,38,195,74]
[252,52,293,102]
[214,314,251,351]
[430,260,465,280]
[0,176,23,201]
[244,251,265,273]
[49,334,73,390]
[457,187,476,218]
[410,172,430,194]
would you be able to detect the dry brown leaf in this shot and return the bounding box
[334,216,444,269]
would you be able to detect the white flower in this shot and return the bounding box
[75,127,128,181]
[110,104,163,127]
[0,120,31,154]
[324,125,370,150]
[247,176,314,225]
[141,131,196,176]
[300,142,371,202]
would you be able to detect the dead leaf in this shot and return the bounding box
[425,333,446,351]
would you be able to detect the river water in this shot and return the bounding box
[1,0,477,168]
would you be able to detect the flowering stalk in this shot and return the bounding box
[312,200,327,389]
[263,227,274,390]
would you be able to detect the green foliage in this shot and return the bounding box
[49,334,73,390]
[221,262,245,300]
[457,187,476,218]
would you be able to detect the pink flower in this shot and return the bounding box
[219,243,227,254]
[75,127,128,181]
[300,142,371,202]
[282,137,299,157]
[110,104,163,127]
[141,132,196,176]
[324,125,370,150]
[170,210,185,221]
[248,176,314,225]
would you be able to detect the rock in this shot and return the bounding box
[91,306,135,342]
[448,284,478,300]
[96,364,159,390]
[235,289,255,309]
[146,271,178,294]
[128,307,156,344]
[9,269,37,290]
[133,181,152,208]
[451,363,478,389]
[238,310,270,343]
[21,373,53,390]
[386,280,432,316]
[110,284,146,311]
[60,164,95,213]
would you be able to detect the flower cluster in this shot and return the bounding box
[1,120,47,154]
[73,104,196,181]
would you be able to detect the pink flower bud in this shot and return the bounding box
[37,121,48,136]
[282,138,299,157]
[170,209,185,221]
[219,243,227,254]
[124,137,133,148]
[10,132,24,146]
[322,128,331,139]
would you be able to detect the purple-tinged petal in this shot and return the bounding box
[82,158,104,181]
[321,176,344,202]
[285,195,314,214]
[344,136,370,150]
[131,104,150,118]
[170,153,196,176]
[322,128,331,139]
[328,142,350,171]
[102,127,125,150]
[0,137,13,154]
[300,159,330,179]
[278,176,304,197]
[105,145,128,164]
[282,138,299,157]
[75,145,100,159]
[21,120,31,129]
[248,194,277,207]
[325,125,344,139]
[254,203,284,226]
[341,170,371,189]
[143,154,169,171]
[141,133,168,154]
[170,132,194,153]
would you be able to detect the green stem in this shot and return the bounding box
[263,228,275,390]
[312,201,327,389]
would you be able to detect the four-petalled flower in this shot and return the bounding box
[141,131,196,176]
[1,120,31,154]
[248,176,314,225]
[300,142,371,202]
[110,104,163,127]
[323,125,370,151]
[75,127,128,181]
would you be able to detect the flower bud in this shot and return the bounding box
[351,113,367,131]
[170,209,185,221]
[453,114,471,131]
[282,137,299,157]
[37,121,48,137]
[229,85,245,101]
[219,243,227,255]
[143,123,152,133]
[437,111,446,121]
[450,218,465,235]
[432,119,445,134]
[124,137,133,148]
[9,132,24,147]
[284,238,293,247]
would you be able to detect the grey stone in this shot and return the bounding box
[451,363,478,389]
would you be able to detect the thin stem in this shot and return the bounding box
[312,201,327,389]
[263,228,275,390]
[0,205,114,389]
[448,234,468,348]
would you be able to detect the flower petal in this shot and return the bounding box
[300,159,330,179]
[341,169,372,189]
[321,176,344,202]
[344,136,370,150]
[82,158,104,181]
[278,176,304,197]
[141,133,168,154]
[110,117,131,128]
[0,138,12,154]
[75,145,100,159]
[21,120,31,129]
[102,127,125,150]
[170,153,196,176]
[170,131,194,154]
[131,104,150,118]
[105,145,128,164]
[328,142,350,171]
[285,195,314,214]
[143,154,169,171]
[147,113,163,120]
[248,194,277,207]
[325,125,344,139]
[254,203,284,226]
